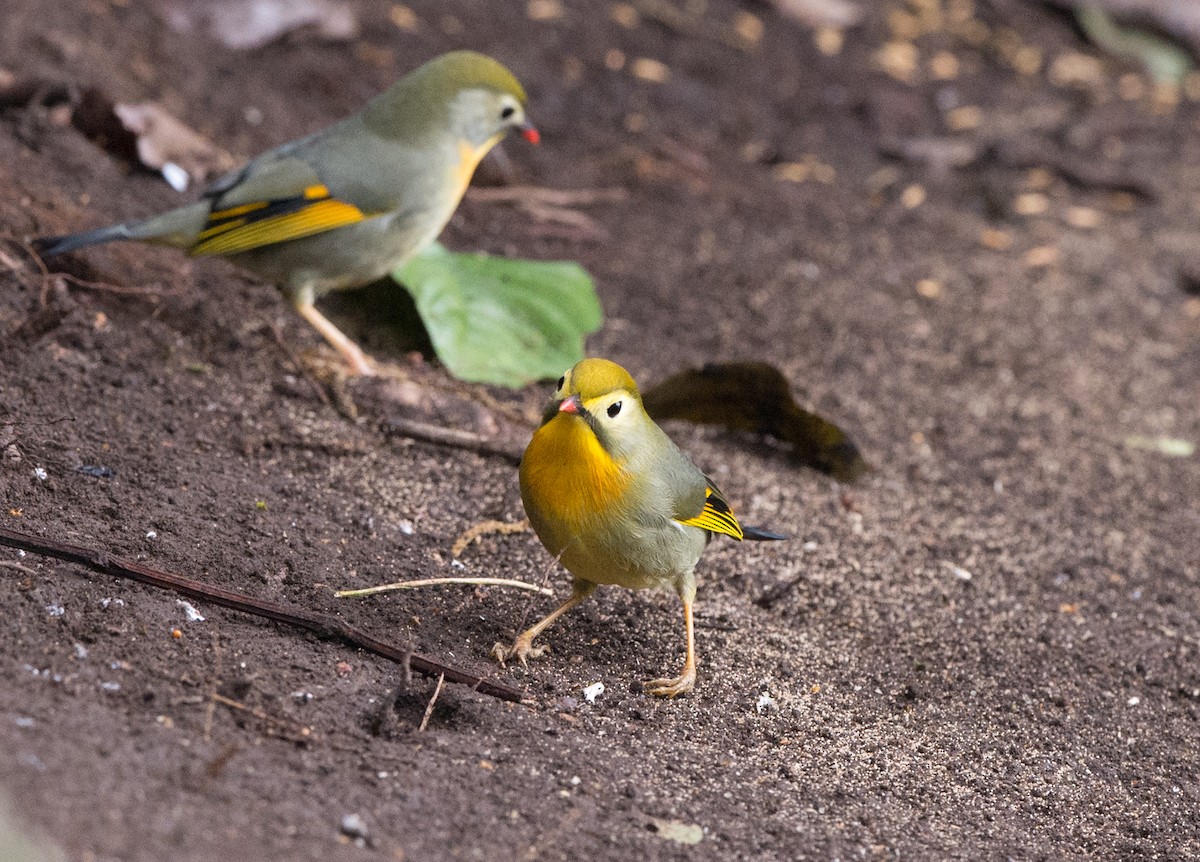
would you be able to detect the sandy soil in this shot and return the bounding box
[1,0,1198,859]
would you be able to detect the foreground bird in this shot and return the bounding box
[33,51,538,375]
[496,358,784,697]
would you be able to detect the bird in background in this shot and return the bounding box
[33,50,539,375]
[498,358,785,697]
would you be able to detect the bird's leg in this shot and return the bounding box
[492,579,596,666]
[643,595,697,698]
[294,297,376,376]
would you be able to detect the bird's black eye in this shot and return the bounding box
[556,375,565,391]
[501,105,516,120]
[607,401,622,418]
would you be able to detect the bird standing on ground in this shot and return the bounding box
[496,358,784,697]
[33,50,539,375]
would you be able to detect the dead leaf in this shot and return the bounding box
[771,0,863,30]
[641,362,869,482]
[162,0,359,51]
[112,103,235,190]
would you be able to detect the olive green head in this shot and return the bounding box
[366,50,535,148]
[561,358,641,403]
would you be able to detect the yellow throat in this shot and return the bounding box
[521,412,631,532]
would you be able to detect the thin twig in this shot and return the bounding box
[210,692,312,741]
[267,321,332,407]
[0,560,37,575]
[336,575,551,599]
[417,673,445,732]
[384,416,521,465]
[0,524,525,703]
[466,186,627,206]
[451,519,530,557]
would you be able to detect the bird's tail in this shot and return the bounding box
[32,224,135,258]
[743,525,787,541]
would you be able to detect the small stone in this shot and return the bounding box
[340,813,369,840]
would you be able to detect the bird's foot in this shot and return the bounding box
[642,668,696,698]
[491,634,548,667]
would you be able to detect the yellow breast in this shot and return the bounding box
[519,414,631,539]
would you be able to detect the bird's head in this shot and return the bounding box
[372,50,538,149]
[545,358,647,460]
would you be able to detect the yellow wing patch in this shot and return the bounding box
[190,184,370,257]
[676,485,744,541]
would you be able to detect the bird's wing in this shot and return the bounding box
[674,480,745,541]
[189,155,383,257]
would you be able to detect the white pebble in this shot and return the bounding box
[582,682,605,703]
[1128,696,1140,706]
[45,603,64,617]
[32,467,47,481]
[756,692,779,714]
[161,162,189,192]
[339,813,369,840]
[943,562,973,581]
[176,600,205,622]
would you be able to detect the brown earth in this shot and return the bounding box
[1,1,1199,859]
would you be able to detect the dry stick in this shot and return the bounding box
[384,416,521,465]
[451,518,530,558]
[336,576,552,599]
[417,673,445,732]
[465,186,627,206]
[266,321,332,408]
[209,692,312,740]
[0,560,36,575]
[0,524,524,704]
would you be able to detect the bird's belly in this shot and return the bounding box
[233,207,450,299]
[530,506,705,595]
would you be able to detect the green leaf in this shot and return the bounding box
[1076,6,1193,85]
[394,243,602,388]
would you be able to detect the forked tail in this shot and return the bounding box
[743,525,787,541]
[31,224,133,258]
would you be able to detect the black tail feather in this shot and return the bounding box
[743,525,787,541]
[32,224,130,258]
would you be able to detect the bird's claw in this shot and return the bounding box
[642,671,695,698]
[491,635,547,667]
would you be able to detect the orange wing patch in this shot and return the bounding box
[676,485,744,540]
[190,184,370,257]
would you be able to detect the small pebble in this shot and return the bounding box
[582,682,605,703]
[176,600,205,622]
[340,813,369,840]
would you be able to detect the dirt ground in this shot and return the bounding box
[1,0,1198,859]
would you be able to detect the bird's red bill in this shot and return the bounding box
[522,126,541,145]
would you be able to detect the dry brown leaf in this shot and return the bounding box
[771,0,863,30]
[112,102,235,189]
[163,0,359,51]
